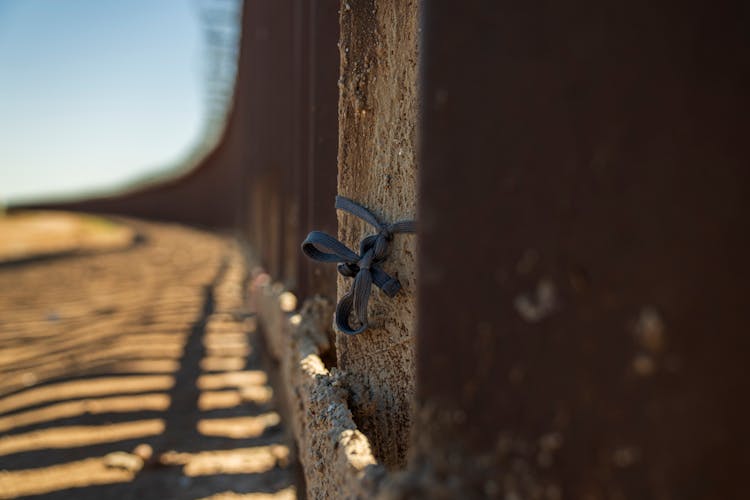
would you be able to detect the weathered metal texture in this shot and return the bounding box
[302,0,339,301]
[416,1,749,498]
[337,0,420,468]
[239,0,339,300]
[241,0,293,281]
[290,0,311,296]
[288,0,339,300]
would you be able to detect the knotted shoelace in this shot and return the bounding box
[301,196,416,335]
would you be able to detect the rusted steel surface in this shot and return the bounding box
[290,0,311,295]
[240,0,338,296]
[301,0,339,301]
[335,0,420,468]
[241,0,293,281]
[416,1,749,498]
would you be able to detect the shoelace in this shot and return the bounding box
[301,196,416,335]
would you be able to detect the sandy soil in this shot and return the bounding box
[0,215,294,499]
[0,212,135,264]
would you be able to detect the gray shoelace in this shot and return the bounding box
[301,196,416,335]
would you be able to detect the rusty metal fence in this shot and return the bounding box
[21,1,750,497]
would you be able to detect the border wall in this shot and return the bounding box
[20,1,750,498]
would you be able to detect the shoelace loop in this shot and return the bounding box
[301,196,416,335]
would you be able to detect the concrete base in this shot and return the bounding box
[253,282,386,499]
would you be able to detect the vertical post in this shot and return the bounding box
[291,0,311,296]
[303,0,339,301]
[239,0,338,301]
[241,1,294,281]
[416,1,750,497]
[337,0,420,467]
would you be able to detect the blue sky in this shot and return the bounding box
[0,0,211,204]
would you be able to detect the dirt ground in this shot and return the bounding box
[0,214,295,499]
[0,211,135,264]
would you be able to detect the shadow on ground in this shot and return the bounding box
[0,215,294,500]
